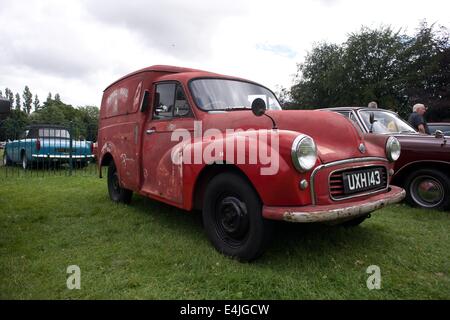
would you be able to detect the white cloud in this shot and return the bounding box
[0,0,448,107]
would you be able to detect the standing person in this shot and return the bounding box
[368,101,378,108]
[408,103,430,134]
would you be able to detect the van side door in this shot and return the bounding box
[140,82,195,205]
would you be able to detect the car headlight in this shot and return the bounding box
[291,135,317,172]
[386,136,401,162]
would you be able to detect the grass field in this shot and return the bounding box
[0,169,449,299]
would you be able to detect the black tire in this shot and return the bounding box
[107,161,132,204]
[404,169,450,211]
[340,214,369,227]
[202,172,272,262]
[3,151,12,166]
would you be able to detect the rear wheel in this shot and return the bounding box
[107,161,132,204]
[404,169,450,211]
[21,152,28,170]
[202,172,272,262]
[3,151,12,166]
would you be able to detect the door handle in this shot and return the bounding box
[146,129,156,135]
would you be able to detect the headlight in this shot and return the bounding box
[291,135,317,172]
[386,136,401,162]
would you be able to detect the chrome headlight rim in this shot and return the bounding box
[291,134,317,172]
[386,136,401,162]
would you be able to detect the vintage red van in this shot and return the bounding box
[98,65,405,261]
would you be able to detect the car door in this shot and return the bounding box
[140,82,195,205]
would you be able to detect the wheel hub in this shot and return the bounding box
[217,196,249,240]
[411,175,444,207]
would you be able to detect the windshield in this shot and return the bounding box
[359,110,417,134]
[39,128,70,138]
[190,79,282,111]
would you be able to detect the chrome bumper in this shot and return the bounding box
[32,154,94,159]
[263,186,406,223]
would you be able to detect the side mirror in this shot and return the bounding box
[434,130,444,139]
[251,98,266,117]
[140,90,150,112]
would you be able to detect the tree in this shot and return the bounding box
[0,109,29,140]
[22,86,33,114]
[400,21,450,118]
[289,21,450,120]
[5,88,14,105]
[30,97,99,141]
[46,92,52,103]
[0,90,3,98]
[15,93,21,110]
[33,94,40,112]
[291,42,345,109]
[54,93,61,102]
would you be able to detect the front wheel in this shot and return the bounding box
[404,169,450,211]
[107,162,133,204]
[202,172,272,262]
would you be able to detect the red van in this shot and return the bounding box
[98,65,405,261]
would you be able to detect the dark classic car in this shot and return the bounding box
[428,122,450,137]
[326,107,450,211]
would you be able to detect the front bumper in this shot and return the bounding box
[263,185,405,223]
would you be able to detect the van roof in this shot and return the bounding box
[104,65,208,91]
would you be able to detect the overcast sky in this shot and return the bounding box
[1,0,449,108]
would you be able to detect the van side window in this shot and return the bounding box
[154,83,191,120]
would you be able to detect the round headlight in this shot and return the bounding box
[386,136,401,162]
[291,135,317,172]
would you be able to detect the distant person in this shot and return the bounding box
[408,103,430,134]
[368,101,378,108]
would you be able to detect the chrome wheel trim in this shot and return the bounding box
[410,175,445,208]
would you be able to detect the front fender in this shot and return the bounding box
[180,129,314,209]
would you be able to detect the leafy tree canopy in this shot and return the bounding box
[289,21,450,120]
[0,92,99,141]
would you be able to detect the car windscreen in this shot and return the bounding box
[428,125,450,133]
[359,110,417,134]
[190,79,282,111]
[38,128,70,138]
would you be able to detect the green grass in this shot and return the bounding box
[0,169,449,299]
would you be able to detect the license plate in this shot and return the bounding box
[343,168,383,194]
[56,148,70,153]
